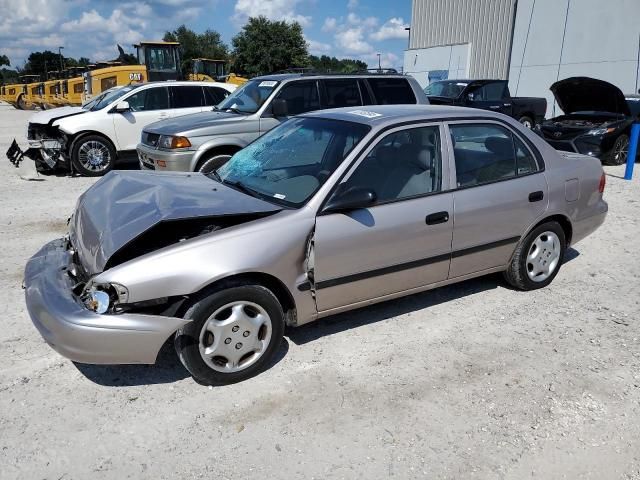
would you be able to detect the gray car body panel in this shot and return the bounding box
[136,74,428,172]
[25,105,608,365]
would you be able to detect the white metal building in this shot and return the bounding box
[404,0,640,117]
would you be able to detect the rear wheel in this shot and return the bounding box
[16,95,27,110]
[603,134,629,166]
[175,284,285,386]
[71,135,116,176]
[518,115,534,129]
[504,221,566,290]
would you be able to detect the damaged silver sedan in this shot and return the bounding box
[24,105,608,385]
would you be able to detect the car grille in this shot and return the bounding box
[27,124,46,140]
[142,132,160,148]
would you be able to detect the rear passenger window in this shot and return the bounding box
[275,81,320,115]
[204,87,229,106]
[323,79,362,107]
[450,123,537,188]
[171,86,204,108]
[340,125,442,203]
[367,78,416,104]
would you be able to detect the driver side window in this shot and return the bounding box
[341,125,443,204]
[125,87,169,112]
[275,81,320,115]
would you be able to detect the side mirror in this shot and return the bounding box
[323,187,377,213]
[113,100,130,113]
[271,98,288,117]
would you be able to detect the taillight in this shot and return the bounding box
[598,172,606,193]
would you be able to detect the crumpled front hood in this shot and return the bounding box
[29,106,84,126]
[70,170,281,275]
[550,77,631,116]
[144,110,247,136]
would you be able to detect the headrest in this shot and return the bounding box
[376,145,396,168]
[485,136,513,157]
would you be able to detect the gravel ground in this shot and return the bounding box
[0,102,638,479]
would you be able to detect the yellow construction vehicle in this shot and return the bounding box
[187,57,247,86]
[81,61,146,102]
[5,41,247,110]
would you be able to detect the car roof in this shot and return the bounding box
[135,80,232,88]
[300,104,503,126]
[252,73,411,82]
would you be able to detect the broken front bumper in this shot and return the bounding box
[24,239,190,364]
[6,138,61,168]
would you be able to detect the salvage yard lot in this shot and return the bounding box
[0,102,638,479]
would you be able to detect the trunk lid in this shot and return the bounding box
[69,170,281,275]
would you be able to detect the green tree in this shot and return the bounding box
[309,55,367,73]
[0,67,19,83]
[0,54,10,67]
[164,25,228,74]
[23,50,66,77]
[232,16,309,76]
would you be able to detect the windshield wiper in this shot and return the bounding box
[225,106,249,115]
[222,178,258,197]
[208,169,221,181]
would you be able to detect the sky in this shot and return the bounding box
[0,0,411,70]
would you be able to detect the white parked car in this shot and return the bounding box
[8,81,236,176]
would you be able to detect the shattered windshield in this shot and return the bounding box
[217,79,279,114]
[215,117,370,207]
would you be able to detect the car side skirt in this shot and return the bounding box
[314,265,507,320]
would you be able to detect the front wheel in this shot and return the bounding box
[175,284,285,386]
[504,222,566,290]
[71,135,116,176]
[196,152,233,174]
[603,134,629,166]
[518,116,534,129]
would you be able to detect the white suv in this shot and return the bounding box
[15,81,236,176]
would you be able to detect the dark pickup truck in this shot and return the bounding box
[424,79,547,128]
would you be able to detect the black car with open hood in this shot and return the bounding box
[538,77,639,165]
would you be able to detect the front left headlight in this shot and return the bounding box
[587,127,616,136]
[83,283,129,314]
[158,135,191,149]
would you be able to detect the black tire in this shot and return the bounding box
[196,152,234,174]
[518,115,534,129]
[503,221,566,291]
[175,284,285,386]
[603,134,629,166]
[70,135,116,176]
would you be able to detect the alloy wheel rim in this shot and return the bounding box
[78,141,111,171]
[198,301,272,373]
[526,231,561,282]
[522,119,533,129]
[200,155,231,174]
[614,137,629,163]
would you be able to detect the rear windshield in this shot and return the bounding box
[368,78,416,104]
[424,80,469,98]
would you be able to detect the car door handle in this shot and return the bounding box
[529,191,544,202]
[426,211,449,225]
[488,105,501,109]
[503,103,512,107]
